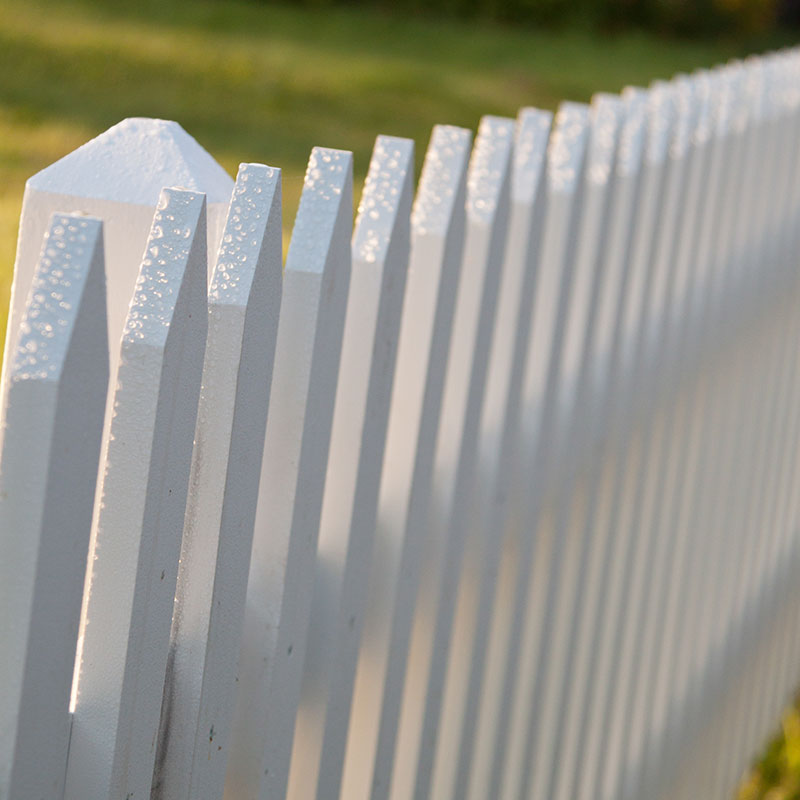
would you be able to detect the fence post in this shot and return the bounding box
[64,189,208,800]
[0,215,108,800]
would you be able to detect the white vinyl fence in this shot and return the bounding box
[1,45,800,800]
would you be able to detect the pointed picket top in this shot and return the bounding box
[690,70,715,147]
[593,85,650,389]
[762,53,786,120]
[440,104,550,800]
[670,75,699,160]
[616,88,648,179]
[555,91,622,425]
[782,50,800,113]
[208,162,282,307]
[123,190,208,348]
[728,63,752,136]
[412,125,474,237]
[340,125,470,800]
[401,112,514,800]
[512,108,553,204]
[353,135,415,267]
[10,215,106,384]
[466,116,516,224]
[287,147,354,275]
[587,94,624,186]
[742,56,767,125]
[28,118,232,206]
[547,102,591,193]
[646,81,677,166]
[711,66,737,140]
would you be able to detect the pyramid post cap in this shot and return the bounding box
[27,117,233,207]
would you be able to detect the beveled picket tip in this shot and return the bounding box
[412,125,473,237]
[353,135,415,266]
[547,101,591,194]
[9,215,107,385]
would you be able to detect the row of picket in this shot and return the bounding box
[2,44,800,800]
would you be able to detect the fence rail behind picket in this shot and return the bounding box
[1,45,800,800]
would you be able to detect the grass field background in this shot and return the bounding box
[0,0,797,795]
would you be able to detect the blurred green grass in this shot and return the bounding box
[0,0,792,358]
[0,0,797,795]
[739,698,800,799]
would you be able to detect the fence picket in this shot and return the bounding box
[641,66,757,800]
[633,70,737,800]
[0,215,108,800]
[711,61,769,792]
[546,86,646,800]
[601,77,699,800]
[564,81,673,800]
[64,189,208,800]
